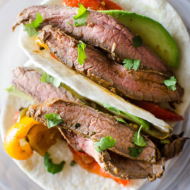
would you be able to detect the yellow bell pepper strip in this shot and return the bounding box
[4,116,40,160]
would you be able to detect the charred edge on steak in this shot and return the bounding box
[36,25,183,102]
[60,129,164,181]
[26,98,160,164]
[12,5,173,75]
[161,137,189,161]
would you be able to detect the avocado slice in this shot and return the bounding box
[100,10,179,68]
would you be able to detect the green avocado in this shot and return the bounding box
[100,10,179,68]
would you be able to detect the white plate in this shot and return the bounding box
[0,0,190,189]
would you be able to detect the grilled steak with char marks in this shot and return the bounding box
[61,129,164,181]
[27,98,159,163]
[12,5,172,75]
[36,26,183,102]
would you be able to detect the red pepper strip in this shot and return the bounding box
[62,0,123,11]
[69,146,129,186]
[133,100,183,121]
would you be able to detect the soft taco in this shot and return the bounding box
[1,0,190,189]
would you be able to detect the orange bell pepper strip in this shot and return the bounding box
[4,116,40,160]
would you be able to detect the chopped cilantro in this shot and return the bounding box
[132,125,147,147]
[44,152,65,174]
[23,12,43,37]
[73,4,89,27]
[70,160,76,167]
[128,147,143,158]
[94,136,116,153]
[132,35,142,47]
[75,123,80,129]
[164,76,177,91]
[123,59,141,71]
[44,113,63,128]
[77,40,87,65]
[123,59,133,70]
[117,118,127,124]
[41,72,62,88]
[133,59,141,71]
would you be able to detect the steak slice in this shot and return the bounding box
[37,25,183,102]
[27,98,159,164]
[13,5,172,75]
[12,67,80,103]
[161,137,189,161]
[61,129,164,181]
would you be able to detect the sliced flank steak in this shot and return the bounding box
[12,67,80,104]
[36,25,183,102]
[161,137,189,161]
[27,98,159,164]
[61,129,164,181]
[12,5,172,75]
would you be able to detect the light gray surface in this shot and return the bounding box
[0,0,189,190]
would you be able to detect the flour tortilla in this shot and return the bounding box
[18,0,190,132]
[1,0,190,189]
[0,61,146,190]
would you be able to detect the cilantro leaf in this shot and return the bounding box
[94,136,116,153]
[44,113,63,128]
[23,25,39,37]
[73,4,89,27]
[31,12,43,28]
[77,40,87,65]
[132,125,147,147]
[128,147,143,158]
[117,118,127,124]
[124,59,133,70]
[23,12,43,37]
[103,103,121,114]
[123,59,141,71]
[164,76,177,91]
[133,59,141,71]
[41,72,62,88]
[132,35,142,47]
[44,152,65,174]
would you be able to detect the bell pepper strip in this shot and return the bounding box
[62,0,123,11]
[12,110,62,157]
[27,125,62,156]
[36,37,58,60]
[36,37,49,50]
[4,116,40,160]
[13,107,29,123]
[133,100,183,121]
[69,146,129,186]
